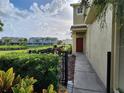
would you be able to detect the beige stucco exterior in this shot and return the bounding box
[111,5,120,92]
[86,4,113,87]
[112,19,124,93]
[71,1,124,92]
[71,3,85,25]
[110,1,124,92]
[118,27,124,92]
[71,2,113,88]
[73,6,84,24]
[71,3,87,53]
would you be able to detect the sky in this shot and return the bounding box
[0,0,79,40]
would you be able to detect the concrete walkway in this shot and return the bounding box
[73,53,106,93]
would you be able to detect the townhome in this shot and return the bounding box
[1,37,27,45]
[71,0,124,93]
[28,37,58,45]
[62,39,72,44]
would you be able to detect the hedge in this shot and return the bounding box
[0,52,60,92]
[0,45,28,50]
[27,44,72,54]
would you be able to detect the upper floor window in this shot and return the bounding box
[77,7,83,15]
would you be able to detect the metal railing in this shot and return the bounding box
[59,51,68,87]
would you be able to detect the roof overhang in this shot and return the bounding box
[70,24,87,31]
[70,3,81,7]
[84,5,98,24]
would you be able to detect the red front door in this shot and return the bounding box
[76,38,83,52]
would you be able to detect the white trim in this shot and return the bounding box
[70,3,81,7]
[77,13,83,15]
[71,24,87,31]
[72,24,87,26]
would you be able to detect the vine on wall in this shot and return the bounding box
[117,0,124,30]
[81,0,113,30]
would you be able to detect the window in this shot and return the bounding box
[77,7,83,15]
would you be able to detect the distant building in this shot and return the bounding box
[1,37,58,45]
[28,37,58,45]
[1,37,27,45]
[0,39,2,45]
[62,39,72,44]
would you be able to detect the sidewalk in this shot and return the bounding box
[73,53,106,93]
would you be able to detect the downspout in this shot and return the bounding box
[111,0,120,92]
[111,0,115,92]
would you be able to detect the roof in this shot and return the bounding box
[70,3,81,7]
[70,24,87,31]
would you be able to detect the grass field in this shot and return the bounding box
[0,50,26,54]
[0,45,53,55]
[0,44,72,55]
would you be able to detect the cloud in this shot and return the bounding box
[0,0,78,40]
[30,2,43,15]
[0,0,30,19]
[40,0,66,15]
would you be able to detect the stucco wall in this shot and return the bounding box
[72,32,76,53]
[119,26,124,92]
[73,6,84,24]
[86,4,113,87]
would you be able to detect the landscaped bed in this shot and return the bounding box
[27,44,72,54]
[0,44,72,92]
[0,45,53,55]
[0,52,60,92]
[0,67,58,93]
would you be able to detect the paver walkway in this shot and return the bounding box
[73,53,106,93]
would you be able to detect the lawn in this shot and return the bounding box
[0,45,53,55]
[0,50,26,55]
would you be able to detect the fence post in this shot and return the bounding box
[107,52,111,93]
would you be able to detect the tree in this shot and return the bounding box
[57,40,63,45]
[0,20,4,31]
[4,38,11,45]
[18,38,27,45]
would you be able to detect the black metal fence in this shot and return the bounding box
[59,51,68,87]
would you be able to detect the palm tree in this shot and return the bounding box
[0,20,4,31]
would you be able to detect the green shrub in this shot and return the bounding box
[28,45,53,50]
[0,45,28,51]
[0,53,60,92]
[43,84,57,93]
[12,77,37,93]
[64,44,72,54]
[27,45,53,54]
[0,67,37,93]
[0,67,15,92]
